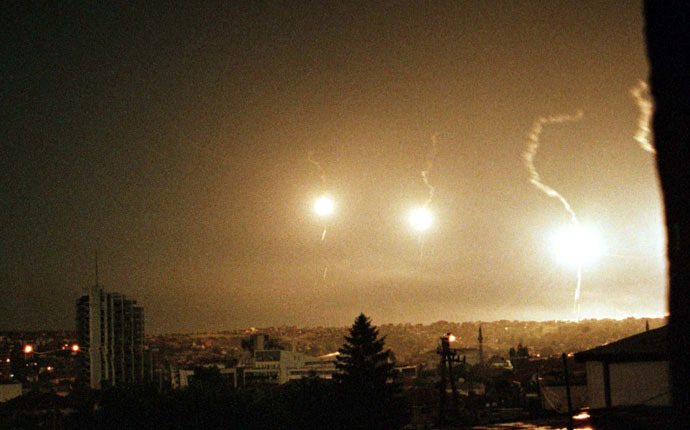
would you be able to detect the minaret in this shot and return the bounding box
[95,249,99,286]
[478,324,484,365]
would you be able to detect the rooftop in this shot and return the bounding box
[574,325,668,363]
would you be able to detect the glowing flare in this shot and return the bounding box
[72,344,80,352]
[552,225,603,267]
[409,207,432,231]
[448,334,456,342]
[23,345,33,354]
[313,196,335,217]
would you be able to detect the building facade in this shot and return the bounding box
[575,325,670,409]
[76,284,145,389]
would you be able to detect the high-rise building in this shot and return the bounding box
[76,284,145,389]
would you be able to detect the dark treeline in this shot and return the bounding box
[86,377,406,430]
[1,379,403,429]
[1,314,409,429]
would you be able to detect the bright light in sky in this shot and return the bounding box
[409,207,432,232]
[551,224,603,266]
[313,196,335,217]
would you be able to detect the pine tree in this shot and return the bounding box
[335,313,395,388]
[334,314,405,429]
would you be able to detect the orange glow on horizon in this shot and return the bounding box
[573,411,590,420]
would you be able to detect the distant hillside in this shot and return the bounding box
[157,317,666,366]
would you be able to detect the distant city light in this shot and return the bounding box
[23,345,32,354]
[409,207,432,232]
[313,195,335,217]
[72,344,80,352]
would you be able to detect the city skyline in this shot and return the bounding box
[2,1,666,333]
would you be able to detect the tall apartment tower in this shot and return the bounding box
[76,284,145,388]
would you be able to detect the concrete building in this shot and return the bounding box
[245,349,305,384]
[575,325,669,409]
[76,284,145,389]
[288,353,338,381]
[173,349,338,389]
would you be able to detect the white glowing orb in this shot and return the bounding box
[409,207,432,231]
[552,224,603,266]
[313,196,335,217]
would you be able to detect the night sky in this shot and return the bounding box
[2,1,665,333]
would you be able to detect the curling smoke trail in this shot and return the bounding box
[630,80,656,154]
[308,150,327,185]
[523,111,584,313]
[416,135,438,258]
[421,134,438,208]
[308,151,328,241]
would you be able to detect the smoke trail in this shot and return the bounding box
[414,135,438,259]
[630,80,656,154]
[523,111,584,311]
[421,134,438,208]
[308,151,329,241]
[308,150,327,185]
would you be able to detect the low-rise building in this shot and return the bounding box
[173,348,338,388]
[575,325,669,409]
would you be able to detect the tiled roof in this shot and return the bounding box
[574,325,668,363]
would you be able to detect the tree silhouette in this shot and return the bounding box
[335,313,406,430]
[336,313,395,387]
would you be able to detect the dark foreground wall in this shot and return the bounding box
[644,2,690,428]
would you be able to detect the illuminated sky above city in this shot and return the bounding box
[2,1,666,333]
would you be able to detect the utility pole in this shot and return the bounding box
[437,333,461,426]
[562,353,573,430]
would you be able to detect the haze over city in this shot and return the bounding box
[2,1,666,333]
